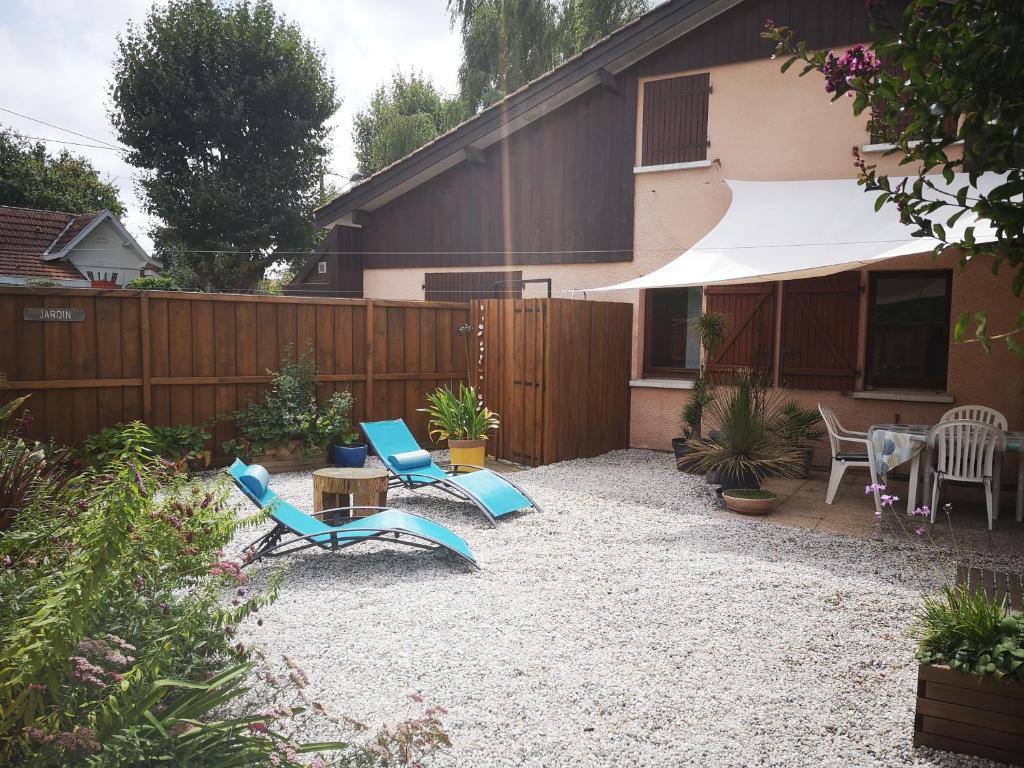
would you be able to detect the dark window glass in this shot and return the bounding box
[866,271,951,390]
[644,287,701,376]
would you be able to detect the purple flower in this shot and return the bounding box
[912,505,930,517]
[865,483,886,495]
[2,556,11,568]
[822,44,881,94]
[914,527,926,536]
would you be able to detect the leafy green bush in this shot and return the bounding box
[915,586,1024,683]
[79,421,212,470]
[0,424,451,766]
[125,275,178,290]
[223,347,358,458]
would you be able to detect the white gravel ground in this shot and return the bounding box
[221,450,1017,768]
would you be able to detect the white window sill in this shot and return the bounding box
[852,390,954,404]
[630,378,696,390]
[860,139,963,154]
[633,160,712,174]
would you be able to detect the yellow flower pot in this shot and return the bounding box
[448,439,486,473]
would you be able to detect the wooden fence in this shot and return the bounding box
[0,288,631,467]
[479,298,632,466]
[0,287,471,458]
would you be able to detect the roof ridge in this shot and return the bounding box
[0,203,90,217]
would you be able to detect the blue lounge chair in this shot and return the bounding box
[360,419,542,527]
[225,459,477,569]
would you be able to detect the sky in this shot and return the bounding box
[0,0,463,252]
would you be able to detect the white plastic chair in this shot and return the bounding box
[928,419,1006,530]
[940,405,1007,431]
[819,404,881,512]
[937,406,1007,518]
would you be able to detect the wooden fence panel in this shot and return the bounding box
[0,287,470,463]
[480,298,631,466]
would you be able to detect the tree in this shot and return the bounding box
[109,0,339,292]
[352,71,465,178]
[449,0,649,114]
[764,0,1024,355]
[0,129,123,216]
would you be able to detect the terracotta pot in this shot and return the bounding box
[449,439,485,473]
[722,489,779,515]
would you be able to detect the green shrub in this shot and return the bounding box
[125,275,178,290]
[223,346,357,458]
[0,425,450,766]
[78,421,212,470]
[915,586,1024,682]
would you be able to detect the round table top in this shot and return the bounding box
[313,467,388,480]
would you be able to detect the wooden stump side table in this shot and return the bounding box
[312,468,389,522]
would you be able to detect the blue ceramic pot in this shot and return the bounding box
[331,443,367,468]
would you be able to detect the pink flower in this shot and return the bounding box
[247,722,268,734]
[912,505,931,517]
[914,527,926,536]
[822,44,881,94]
[865,483,886,495]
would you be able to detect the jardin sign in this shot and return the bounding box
[23,307,85,322]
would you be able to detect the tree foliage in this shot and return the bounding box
[109,0,339,292]
[352,71,465,178]
[0,129,123,216]
[448,0,649,113]
[765,0,1024,355]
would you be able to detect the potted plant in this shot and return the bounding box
[672,312,726,469]
[677,370,803,507]
[315,389,366,468]
[913,585,1024,763]
[424,383,499,472]
[769,401,825,478]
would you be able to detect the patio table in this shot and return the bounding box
[869,423,1024,522]
[868,424,929,513]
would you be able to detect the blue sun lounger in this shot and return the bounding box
[360,419,541,527]
[225,459,477,569]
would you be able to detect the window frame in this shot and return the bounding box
[640,72,711,168]
[864,269,953,391]
[642,287,701,379]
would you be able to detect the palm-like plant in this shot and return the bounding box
[679,370,805,486]
[425,384,500,442]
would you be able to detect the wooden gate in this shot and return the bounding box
[479,298,632,466]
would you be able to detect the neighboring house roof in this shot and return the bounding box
[0,205,156,281]
[315,0,741,228]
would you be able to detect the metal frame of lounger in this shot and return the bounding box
[383,463,543,528]
[238,503,479,569]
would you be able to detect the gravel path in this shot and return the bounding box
[223,450,1015,768]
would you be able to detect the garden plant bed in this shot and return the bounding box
[914,664,1024,766]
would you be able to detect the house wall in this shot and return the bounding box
[65,220,148,286]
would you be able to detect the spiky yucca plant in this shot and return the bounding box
[678,370,805,485]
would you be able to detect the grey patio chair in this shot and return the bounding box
[819,403,882,514]
[928,419,1006,530]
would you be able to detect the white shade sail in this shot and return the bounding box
[589,174,1002,291]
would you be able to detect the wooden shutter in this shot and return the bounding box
[641,73,710,166]
[704,283,775,380]
[423,271,523,302]
[779,272,861,391]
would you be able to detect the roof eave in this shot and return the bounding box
[314,0,741,229]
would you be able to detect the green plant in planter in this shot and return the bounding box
[425,384,499,442]
[769,401,824,476]
[223,346,358,458]
[678,370,805,488]
[681,377,715,439]
[682,312,727,440]
[915,586,1024,683]
[314,390,360,447]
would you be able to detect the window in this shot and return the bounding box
[423,271,523,302]
[641,73,710,167]
[643,287,702,377]
[317,260,327,274]
[866,271,952,390]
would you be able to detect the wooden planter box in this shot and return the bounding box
[914,664,1024,765]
